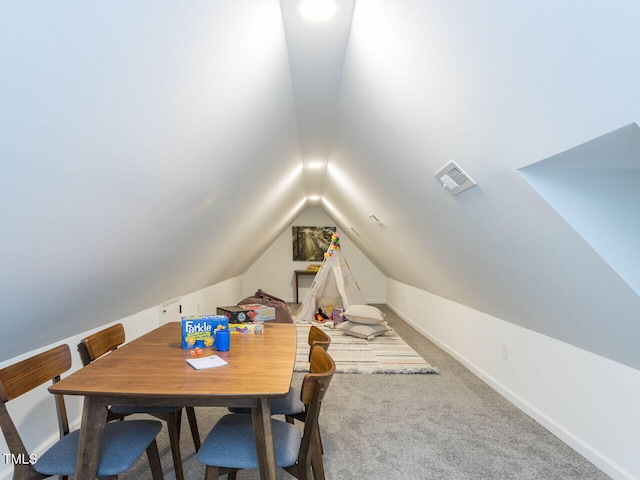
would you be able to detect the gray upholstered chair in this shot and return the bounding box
[229,324,331,420]
[197,345,336,480]
[77,323,200,480]
[0,344,164,480]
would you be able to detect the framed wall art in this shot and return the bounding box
[292,226,336,261]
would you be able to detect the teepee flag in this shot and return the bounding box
[295,233,366,323]
[324,232,340,257]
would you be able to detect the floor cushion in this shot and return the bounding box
[239,289,293,323]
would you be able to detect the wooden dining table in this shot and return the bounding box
[49,321,297,479]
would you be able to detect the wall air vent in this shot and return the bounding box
[434,160,476,195]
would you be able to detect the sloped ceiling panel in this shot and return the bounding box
[280,0,355,161]
[520,123,640,297]
[323,0,640,369]
[280,0,356,196]
[0,1,305,361]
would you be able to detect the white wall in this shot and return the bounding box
[0,275,243,480]
[177,275,245,318]
[386,278,640,480]
[242,207,385,303]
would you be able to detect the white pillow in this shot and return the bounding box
[337,320,391,340]
[343,304,385,325]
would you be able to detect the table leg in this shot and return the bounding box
[252,398,277,479]
[75,396,108,478]
[295,272,300,304]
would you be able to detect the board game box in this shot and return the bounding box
[228,323,264,335]
[236,303,276,323]
[216,305,252,323]
[181,315,229,349]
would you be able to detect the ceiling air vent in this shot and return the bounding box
[369,214,384,227]
[434,160,476,195]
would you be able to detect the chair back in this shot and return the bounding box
[0,345,72,472]
[78,323,125,366]
[297,346,335,470]
[307,325,331,361]
[300,344,335,405]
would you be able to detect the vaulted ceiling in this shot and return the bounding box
[2,0,640,369]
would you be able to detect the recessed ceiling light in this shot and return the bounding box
[307,161,324,169]
[308,195,321,201]
[300,0,337,21]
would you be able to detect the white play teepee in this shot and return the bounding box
[296,233,366,323]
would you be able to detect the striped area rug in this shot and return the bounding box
[295,323,438,374]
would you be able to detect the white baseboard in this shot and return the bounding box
[386,301,638,480]
[288,298,386,305]
[367,298,386,304]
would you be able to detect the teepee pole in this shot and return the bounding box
[308,254,328,290]
[342,256,364,293]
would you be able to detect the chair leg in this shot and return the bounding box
[13,463,31,480]
[317,424,324,455]
[166,412,185,480]
[146,439,165,480]
[300,463,313,480]
[176,407,183,437]
[204,465,220,480]
[311,447,326,480]
[186,406,201,450]
[287,461,311,480]
[311,428,326,480]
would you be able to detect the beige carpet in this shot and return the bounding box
[295,322,438,374]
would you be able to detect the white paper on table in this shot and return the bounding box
[186,355,228,370]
